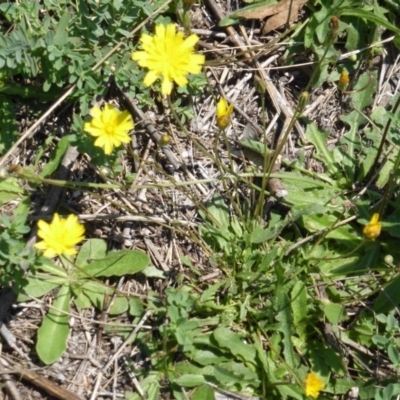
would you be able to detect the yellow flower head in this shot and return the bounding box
[131,23,205,95]
[338,70,349,92]
[35,213,85,258]
[304,372,325,398]
[84,104,134,155]
[363,213,382,240]
[158,134,171,147]
[216,98,234,129]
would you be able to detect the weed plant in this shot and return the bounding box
[0,0,400,399]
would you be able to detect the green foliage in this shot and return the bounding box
[0,182,34,290]
[21,238,149,364]
[2,0,400,397]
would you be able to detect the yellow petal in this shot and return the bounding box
[161,77,173,95]
[132,23,204,94]
[217,98,228,117]
[181,34,199,50]
[90,106,102,119]
[143,70,160,87]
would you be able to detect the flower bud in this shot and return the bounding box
[216,98,234,130]
[363,213,382,240]
[384,254,394,265]
[330,16,339,33]
[298,91,309,113]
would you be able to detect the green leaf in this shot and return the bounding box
[374,275,400,314]
[282,172,342,209]
[213,327,257,366]
[174,374,205,387]
[275,288,297,369]
[291,281,307,341]
[323,303,347,325]
[192,385,215,400]
[79,249,149,278]
[301,213,357,240]
[75,239,108,268]
[350,72,377,111]
[212,363,257,389]
[141,265,166,279]
[356,128,380,181]
[219,0,278,27]
[305,122,343,182]
[0,177,26,203]
[72,287,92,309]
[0,94,18,154]
[330,378,375,397]
[36,284,71,364]
[192,350,229,366]
[18,275,61,301]
[340,72,377,182]
[73,280,113,309]
[251,204,327,243]
[36,260,68,277]
[238,138,271,167]
[129,297,144,317]
[124,374,161,400]
[339,8,400,35]
[305,1,330,47]
[376,153,395,188]
[388,344,400,366]
[40,136,71,178]
[200,280,227,303]
[354,241,380,273]
[202,194,230,230]
[109,296,128,315]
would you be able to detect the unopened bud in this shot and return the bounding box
[348,54,357,62]
[254,75,267,94]
[330,16,339,32]
[298,91,309,113]
[384,255,394,265]
[99,166,111,178]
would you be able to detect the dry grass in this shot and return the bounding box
[1,0,400,399]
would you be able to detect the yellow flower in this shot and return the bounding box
[131,23,205,95]
[304,372,325,398]
[35,214,85,258]
[84,104,134,155]
[216,98,234,129]
[158,134,171,147]
[363,213,382,240]
[338,70,349,92]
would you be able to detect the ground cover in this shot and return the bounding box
[0,0,400,399]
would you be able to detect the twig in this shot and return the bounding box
[0,357,83,400]
[118,89,181,170]
[89,310,152,400]
[0,356,22,400]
